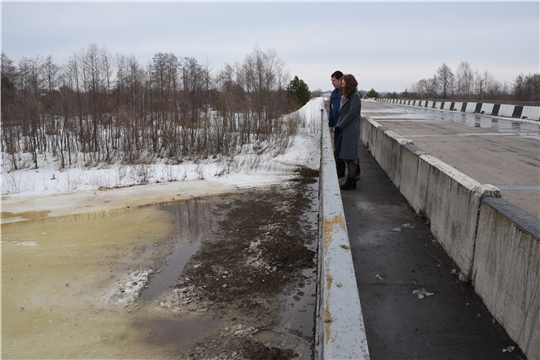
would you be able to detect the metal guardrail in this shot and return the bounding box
[315,108,370,360]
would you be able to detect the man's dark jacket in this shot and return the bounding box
[328,88,341,128]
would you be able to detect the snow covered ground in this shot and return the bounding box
[1,98,325,221]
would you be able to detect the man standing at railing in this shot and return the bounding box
[329,70,346,178]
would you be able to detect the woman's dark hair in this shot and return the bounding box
[341,74,358,97]
[331,70,343,79]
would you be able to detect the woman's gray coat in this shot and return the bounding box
[336,89,361,160]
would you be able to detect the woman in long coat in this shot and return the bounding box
[336,74,361,190]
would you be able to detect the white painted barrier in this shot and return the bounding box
[360,114,540,359]
[498,104,515,117]
[379,99,540,120]
[522,106,540,120]
[316,108,370,360]
[481,103,494,114]
[465,102,477,113]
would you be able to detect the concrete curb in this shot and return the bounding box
[360,113,540,359]
[379,98,540,121]
[315,108,370,360]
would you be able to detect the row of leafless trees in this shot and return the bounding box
[404,61,539,102]
[1,45,300,171]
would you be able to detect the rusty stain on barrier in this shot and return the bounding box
[324,300,333,343]
[324,303,333,324]
[323,214,346,247]
[326,274,333,290]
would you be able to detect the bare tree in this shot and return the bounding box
[1,53,19,128]
[473,69,488,100]
[1,53,21,168]
[410,77,438,98]
[41,55,60,94]
[455,61,474,99]
[514,73,540,102]
[17,55,44,167]
[181,57,208,126]
[435,63,454,99]
[240,46,290,138]
[482,71,502,99]
[2,45,300,173]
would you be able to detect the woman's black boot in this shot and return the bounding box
[340,177,356,190]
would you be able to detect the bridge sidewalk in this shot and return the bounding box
[340,143,526,359]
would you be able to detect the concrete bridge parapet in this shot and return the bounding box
[315,108,370,360]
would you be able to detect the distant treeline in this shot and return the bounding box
[387,61,539,102]
[1,45,307,170]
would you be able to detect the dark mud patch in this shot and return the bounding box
[157,167,319,359]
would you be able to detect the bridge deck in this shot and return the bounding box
[361,101,539,218]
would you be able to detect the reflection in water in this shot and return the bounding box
[439,111,538,134]
[474,115,481,127]
[370,105,539,136]
[2,206,142,224]
[140,196,227,302]
[133,315,220,349]
[275,181,319,360]
[252,329,311,358]
[1,209,52,223]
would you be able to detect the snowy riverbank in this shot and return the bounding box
[1,98,324,221]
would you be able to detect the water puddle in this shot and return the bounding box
[1,195,226,359]
[370,104,540,138]
[272,180,319,359]
[140,198,225,302]
[252,329,311,358]
[132,314,220,349]
[279,267,317,339]
[355,200,374,211]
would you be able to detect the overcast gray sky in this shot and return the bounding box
[2,1,539,92]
